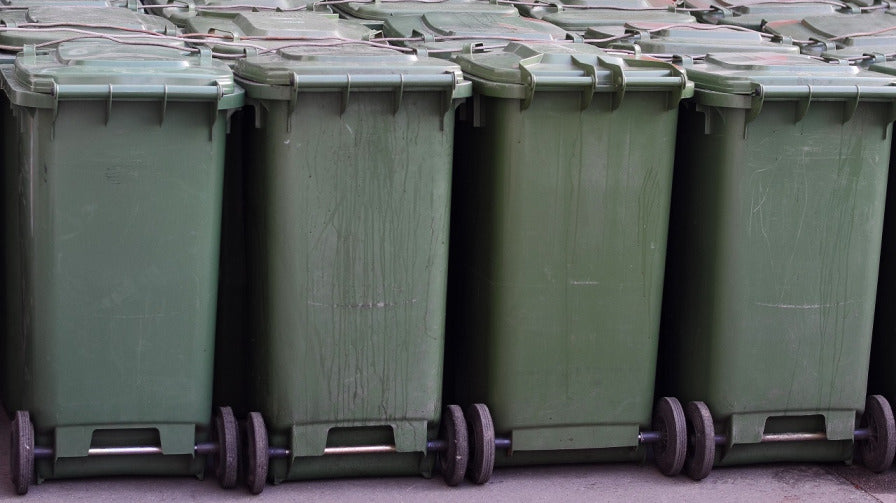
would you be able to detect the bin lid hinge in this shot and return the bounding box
[843,85,860,124]
[105,84,113,125]
[746,83,764,138]
[160,85,168,126]
[288,71,300,133]
[519,53,542,110]
[595,55,626,111]
[393,73,405,115]
[340,74,352,116]
[795,84,813,123]
[439,72,456,131]
[208,81,223,141]
[571,56,597,111]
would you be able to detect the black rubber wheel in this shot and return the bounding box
[859,394,896,473]
[245,412,269,495]
[653,396,686,476]
[10,410,34,495]
[465,403,495,485]
[214,406,239,489]
[684,401,715,481]
[439,404,469,487]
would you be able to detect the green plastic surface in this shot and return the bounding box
[142,0,325,27]
[682,0,845,29]
[0,6,178,48]
[595,22,798,55]
[447,42,690,460]
[541,10,695,33]
[183,11,379,54]
[335,0,519,22]
[869,60,896,423]
[1,41,242,480]
[383,12,569,57]
[235,44,467,481]
[518,0,676,18]
[658,51,896,466]
[680,51,896,96]
[764,13,896,60]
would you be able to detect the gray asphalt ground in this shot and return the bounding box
[2,406,896,502]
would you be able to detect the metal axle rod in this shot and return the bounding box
[34,441,220,459]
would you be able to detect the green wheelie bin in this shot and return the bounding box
[587,21,799,55]
[659,51,896,481]
[234,42,472,494]
[2,41,244,494]
[446,42,693,483]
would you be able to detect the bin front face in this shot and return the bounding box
[451,42,691,457]
[663,52,896,461]
[383,12,569,56]
[596,23,799,54]
[1,42,242,478]
[184,11,375,54]
[235,45,469,479]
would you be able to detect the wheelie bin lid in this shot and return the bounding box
[680,0,847,28]
[517,0,680,19]
[539,8,695,33]
[1,41,243,109]
[592,22,799,55]
[764,13,896,59]
[183,11,379,54]
[450,41,693,104]
[383,12,569,57]
[232,42,471,100]
[679,51,896,101]
[0,0,133,6]
[333,0,519,22]
[0,6,178,47]
[142,0,328,27]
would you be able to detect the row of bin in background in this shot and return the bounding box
[3,0,896,496]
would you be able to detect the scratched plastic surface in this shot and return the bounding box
[235,44,468,481]
[658,52,896,465]
[0,42,242,480]
[447,42,690,460]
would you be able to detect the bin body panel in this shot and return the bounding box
[662,93,892,463]
[448,42,690,461]
[248,92,450,431]
[237,45,465,477]
[462,92,676,442]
